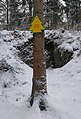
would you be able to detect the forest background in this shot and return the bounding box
[0,0,81,30]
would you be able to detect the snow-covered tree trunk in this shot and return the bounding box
[30,0,47,111]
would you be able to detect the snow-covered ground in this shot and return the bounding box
[0,30,81,119]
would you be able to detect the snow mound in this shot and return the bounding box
[0,30,81,119]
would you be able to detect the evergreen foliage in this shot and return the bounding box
[0,0,81,30]
[64,0,81,29]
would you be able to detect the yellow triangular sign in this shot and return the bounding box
[29,16,45,33]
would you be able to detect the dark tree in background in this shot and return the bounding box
[64,0,81,29]
[44,0,64,29]
[9,0,19,30]
[0,0,6,30]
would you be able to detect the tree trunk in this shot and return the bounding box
[9,0,17,30]
[28,0,32,23]
[6,0,9,30]
[46,0,50,29]
[30,0,47,111]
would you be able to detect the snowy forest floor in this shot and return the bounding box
[0,30,81,119]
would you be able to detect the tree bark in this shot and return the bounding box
[28,0,32,23]
[6,0,9,30]
[30,0,47,111]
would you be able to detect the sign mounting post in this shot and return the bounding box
[29,0,47,111]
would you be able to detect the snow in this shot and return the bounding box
[45,30,81,56]
[47,56,81,119]
[58,42,73,52]
[59,0,66,7]
[0,30,81,119]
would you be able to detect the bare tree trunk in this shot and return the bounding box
[9,0,18,30]
[46,0,49,29]
[6,0,9,30]
[30,0,47,111]
[28,0,32,23]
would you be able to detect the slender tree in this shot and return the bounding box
[30,0,47,111]
[28,0,32,23]
[0,0,6,29]
[6,0,9,30]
